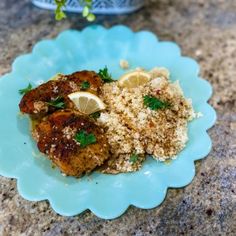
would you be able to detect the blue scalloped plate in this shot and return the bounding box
[0,25,216,219]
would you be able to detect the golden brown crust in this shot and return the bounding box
[33,110,109,177]
[19,71,103,118]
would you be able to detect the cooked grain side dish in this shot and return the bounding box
[19,66,196,177]
[98,68,195,174]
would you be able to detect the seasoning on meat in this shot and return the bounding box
[32,110,109,177]
[19,71,103,118]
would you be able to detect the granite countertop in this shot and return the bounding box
[0,0,235,235]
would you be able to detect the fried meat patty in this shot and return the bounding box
[33,110,109,177]
[19,71,103,118]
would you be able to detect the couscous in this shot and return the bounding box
[98,67,195,173]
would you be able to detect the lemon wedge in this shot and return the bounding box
[118,71,151,88]
[68,92,106,114]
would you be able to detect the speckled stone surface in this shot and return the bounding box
[0,0,235,235]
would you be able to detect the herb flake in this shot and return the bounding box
[46,96,65,109]
[19,83,32,95]
[81,81,90,90]
[75,130,96,148]
[143,95,171,110]
[98,66,114,83]
[90,111,101,119]
[129,154,139,164]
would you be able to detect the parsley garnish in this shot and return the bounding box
[19,83,32,95]
[81,81,90,90]
[129,154,139,164]
[75,130,96,148]
[90,111,101,119]
[98,66,114,83]
[46,96,65,109]
[143,95,171,110]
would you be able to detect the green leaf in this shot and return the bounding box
[82,6,89,17]
[75,129,97,148]
[98,66,114,83]
[143,95,171,110]
[84,0,92,3]
[19,83,32,95]
[81,81,90,90]
[86,13,96,22]
[84,0,93,7]
[129,154,139,163]
[55,10,66,20]
[54,0,95,22]
[46,96,65,109]
[90,111,101,119]
[54,0,67,21]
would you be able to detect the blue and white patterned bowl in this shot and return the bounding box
[32,0,145,14]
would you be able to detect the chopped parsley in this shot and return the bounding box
[129,153,139,164]
[75,130,96,148]
[98,66,114,83]
[81,81,90,90]
[18,83,32,95]
[143,95,171,110]
[46,96,65,109]
[90,111,101,119]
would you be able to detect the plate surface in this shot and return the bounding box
[0,25,216,219]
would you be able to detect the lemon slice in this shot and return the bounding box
[68,92,106,114]
[118,71,151,88]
